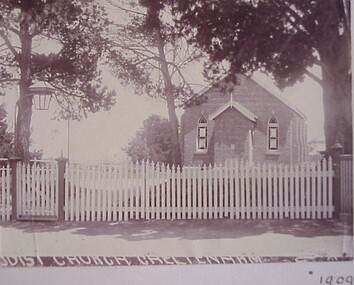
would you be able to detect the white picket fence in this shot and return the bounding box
[16,161,58,220]
[0,163,11,221]
[64,159,334,221]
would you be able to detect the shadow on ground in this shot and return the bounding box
[0,216,352,242]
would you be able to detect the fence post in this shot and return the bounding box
[9,157,21,221]
[331,142,343,218]
[339,154,353,218]
[56,155,68,221]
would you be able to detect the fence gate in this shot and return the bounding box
[16,161,59,221]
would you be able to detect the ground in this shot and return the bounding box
[0,217,352,263]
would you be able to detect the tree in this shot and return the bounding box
[123,114,172,164]
[107,0,203,166]
[172,0,351,154]
[0,0,116,160]
[0,104,13,158]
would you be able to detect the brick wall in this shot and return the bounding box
[213,108,254,163]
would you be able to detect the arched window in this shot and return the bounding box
[268,116,279,150]
[197,116,208,151]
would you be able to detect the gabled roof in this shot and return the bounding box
[250,76,306,119]
[209,100,258,122]
[184,73,306,120]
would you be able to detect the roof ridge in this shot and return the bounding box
[209,100,258,122]
[184,73,306,120]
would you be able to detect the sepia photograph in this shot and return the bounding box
[0,0,353,281]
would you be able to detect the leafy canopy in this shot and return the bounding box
[123,114,172,164]
[171,0,350,89]
[0,0,116,119]
[0,104,13,158]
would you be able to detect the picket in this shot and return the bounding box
[45,164,50,215]
[207,164,212,219]
[278,164,283,219]
[306,162,311,219]
[289,164,294,219]
[311,163,316,219]
[20,164,26,216]
[80,165,86,221]
[239,160,244,219]
[139,162,145,219]
[130,163,135,220]
[300,164,305,219]
[200,164,208,219]
[31,165,36,215]
[267,163,272,219]
[244,161,250,219]
[284,165,289,218]
[6,164,11,220]
[328,157,334,218]
[176,165,181,219]
[0,164,11,221]
[295,164,300,219]
[213,165,218,219]
[251,163,256,219]
[273,164,278,219]
[236,160,241,219]
[317,160,322,219]
[322,159,328,218]
[187,166,192,219]
[1,166,5,220]
[197,166,202,219]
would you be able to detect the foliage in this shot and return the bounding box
[172,0,350,85]
[108,0,202,104]
[123,114,172,165]
[171,0,352,154]
[0,104,43,160]
[0,104,13,158]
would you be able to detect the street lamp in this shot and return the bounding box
[14,81,56,157]
[29,85,54,110]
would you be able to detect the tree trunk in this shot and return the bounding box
[322,69,352,155]
[317,1,352,155]
[154,22,182,166]
[16,12,33,161]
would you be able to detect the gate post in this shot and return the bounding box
[331,142,343,218]
[56,155,68,221]
[9,157,21,221]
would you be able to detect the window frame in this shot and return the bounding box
[196,116,208,153]
[267,116,279,151]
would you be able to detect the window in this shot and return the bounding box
[268,116,279,151]
[197,116,208,151]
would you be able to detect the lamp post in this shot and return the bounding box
[14,81,56,158]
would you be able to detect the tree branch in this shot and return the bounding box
[49,82,85,99]
[304,70,322,86]
[0,78,20,83]
[8,26,20,35]
[105,0,146,16]
[0,31,19,57]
